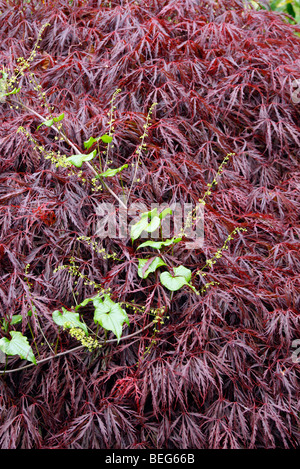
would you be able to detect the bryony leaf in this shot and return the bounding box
[138,257,166,279]
[130,208,163,241]
[160,271,189,291]
[84,136,100,150]
[83,134,112,150]
[4,87,21,96]
[27,305,37,317]
[159,207,172,219]
[98,163,128,178]
[2,314,22,332]
[141,208,158,218]
[74,294,101,310]
[66,150,97,168]
[37,118,54,130]
[93,295,129,342]
[0,331,36,364]
[100,134,113,143]
[137,236,182,250]
[53,113,64,122]
[172,265,192,282]
[160,266,198,293]
[10,314,23,325]
[52,307,88,335]
[37,113,64,130]
[130,216,151,242]
[145,216,160,234]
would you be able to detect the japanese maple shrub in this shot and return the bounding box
[0,0,299,449]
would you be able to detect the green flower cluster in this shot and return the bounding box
[180,153,234,238]
[198,153,234,206]
[3,22,50,97]
[17,126,71,168]
[77,236,119,260]
[63,323,99,352]
[197,227,247,276]
[54,257,110,294]
[142,306,169,358]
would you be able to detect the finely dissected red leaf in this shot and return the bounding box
[0,0,299,449]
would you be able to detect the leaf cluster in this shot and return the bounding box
[0,0,299,449]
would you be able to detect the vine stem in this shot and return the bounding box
[0,321,155,375]
[10,98,127,210]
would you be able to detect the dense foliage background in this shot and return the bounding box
[0,0,299,449]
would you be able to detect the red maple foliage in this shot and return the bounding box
[0,0,299,449]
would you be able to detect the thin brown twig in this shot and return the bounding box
[0,320,155,375]
[11,98,127,210]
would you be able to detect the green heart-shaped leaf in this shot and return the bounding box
[138,257,166,279]
[2,314,23,332]
[84,136,100,150]
[130,216,150,241]
[145,215,160,233]
[66,149,97,168]
[160,266,198,293]
[159,207,172,219]
[0,331,36,364]
[53,113,64,122]
[98,163,128,178]
[137,236,182,250]
[11,314,23,325]
[141,208,158,218]
[74,294,101,310]
[93,295,129,342]
[173,265,192,282]
[52,307,88,335]
[84,134,113,150]
[37,118,54,130]
[160,271,189,291]
[37,113,64,130]
[131,208,174,242]
[3,87,20,97]
[100,134,113,143]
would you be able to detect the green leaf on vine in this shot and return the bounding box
[1,314,23,332]
[84,136,99,150]
[146,215,161,233]
[160,266,198,294]
[130,216,151,242]
[66,149,97,168]
[10,315,23,325]
[138,256,166,279]
[93,295,129,343]
[130,208,167,242]
[37,118,54,130]
[0,331,36,364]
[84,134,113,150]
[98,163,128,178]
[172,265,192,282]
[52,307,88,335]
[100,134,113,143]
[54,113,65,122]
[160,271,189,291]
[37,113,64,130]
[74,296,97,310]
[137,236,182,250]
[159,207,172,219]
